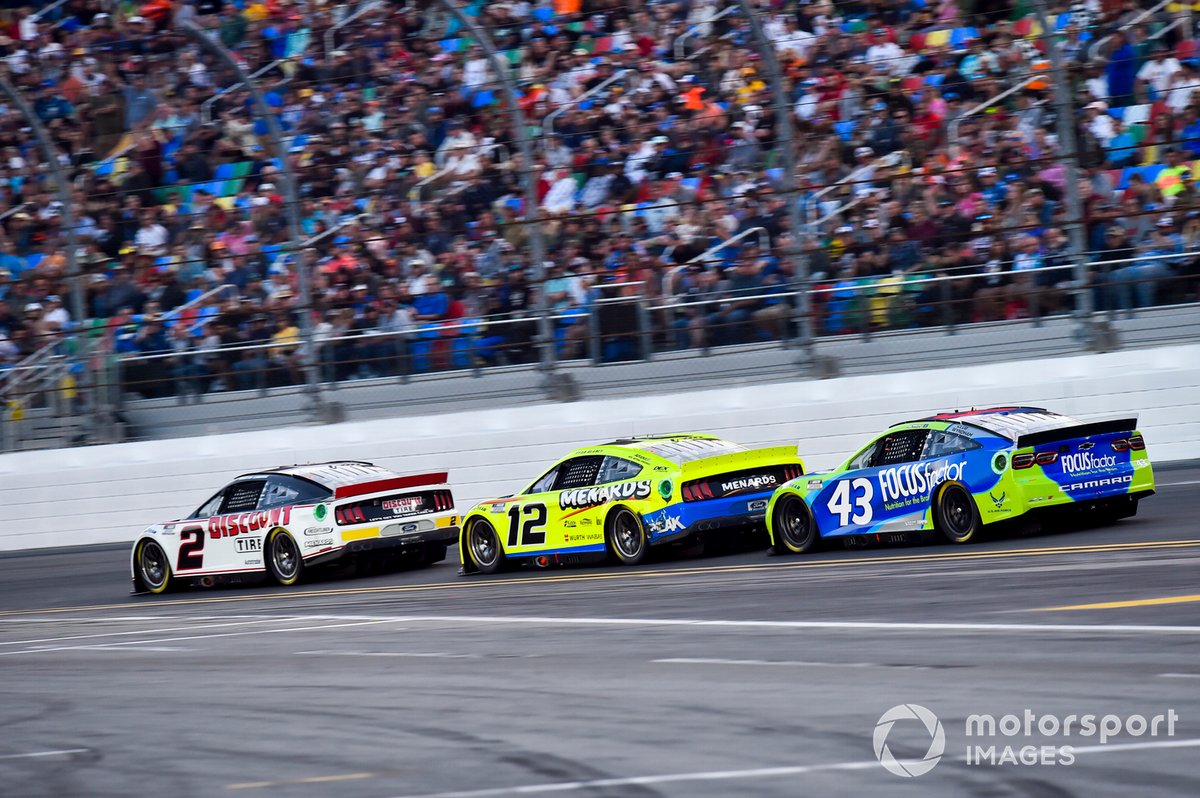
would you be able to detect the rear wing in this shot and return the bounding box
[1016,418,1138,449]
[334,471,449,500]
[679,445,803,478]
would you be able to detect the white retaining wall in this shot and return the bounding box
[2,343,1198,552]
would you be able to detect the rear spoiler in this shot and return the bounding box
[1016,418,1138,449]
[334,472,448,500]
[679,446,802,477]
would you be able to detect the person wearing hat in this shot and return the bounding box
[42,295,70,332]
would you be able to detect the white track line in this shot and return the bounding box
[1159,673,1200,679]
[0,749,88,761]
[0,617,303,647]
[382,738,1200,798]
[654,657,930,670]
[295,650,480,659]
[1159,479,1200,487]
[0,619,401,658]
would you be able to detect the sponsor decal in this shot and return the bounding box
[807,479,824,490]
[235,537,263,553]
[720,474,778,493]
[305,538,333,547]
[648,515,686,535]
[992,454,1007,474]
[748,499,768,512]
[162,524,175,533]
[658,479,673,500]
[244,559,262,566]
[559,481,652,510]
[1132,458,1150,468]
[489,503,506,513]
[1061,452,1118,474]
[1078,442,1095,451]
[563,531,603,543]
[580,518,594,525]
[947,423,974,437]
[401,523,419,533]
[304,526,333,536]
[1066,475,1132,491]
[383,496,423,514]
[878,462,965,504]
[989,491,1006,509]
[209,506,292,539]
[313,503,327,521]
[562,520,577,528]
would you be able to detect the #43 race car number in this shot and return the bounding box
[828,478,874,525]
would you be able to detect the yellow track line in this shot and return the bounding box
[2,538,1196,618]
[1037,594,1200,611]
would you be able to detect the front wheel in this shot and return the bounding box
[266,529,305,585]
[772,494,818,554]
[607,507,648,565]
[935,483,981,544]
[466,518,505,575]
[136,539,172,594]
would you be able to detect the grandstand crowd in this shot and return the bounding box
[0,0,1199,395]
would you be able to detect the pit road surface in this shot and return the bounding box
[1,465,1198,797]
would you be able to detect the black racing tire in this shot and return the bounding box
[466,518,506,575]
[772,493,818,554]
[136,539,172,594]
[935,482,982,544]
[606,506,648,565]
[265,528,305,586]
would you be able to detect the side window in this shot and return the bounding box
[526,465,559,495]
[219,480,265,514]
[554,456,604,490]
[847,440,880,471]
[597,456,643,484]
[923,431,983,459]
[192,490,225,519]
[259,476,329,509]
[873,430,930,467]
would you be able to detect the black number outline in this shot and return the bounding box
[177,525,206,571]
[506,503,548,547]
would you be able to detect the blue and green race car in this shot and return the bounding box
[767,407,1155,553]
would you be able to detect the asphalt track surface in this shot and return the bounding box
[2,466,1199,797]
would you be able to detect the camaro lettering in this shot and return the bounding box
[878,462,965,503]
[1061,452,1118,474]
[1066,475,1132,491]
[559,481,652,510]
[720,475,777,493]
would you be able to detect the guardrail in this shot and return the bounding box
[201,58,293,126]
[804,151,905,227]
[946,76,1039,158]
[1091,0,1174,62]
[664,227,770,300]
[325,0,387,56]
[410,141,508,204]
[674,6,738,59]
[542,70,632,142]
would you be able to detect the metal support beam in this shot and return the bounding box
[733,0,815,367]
[436,0,572,399]
[179,20,333,421]
[1032,0,1098,349]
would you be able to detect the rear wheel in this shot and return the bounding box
[266,529,305,585]
[607,507,647,565]
[467,518,505,575]
[136,539,172,594]
[772,494,818,554]
[935,483,981,544]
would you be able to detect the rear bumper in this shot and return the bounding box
[642,494,773,546]
[308,526,459,565]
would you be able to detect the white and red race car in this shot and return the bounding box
[130,461,458,593]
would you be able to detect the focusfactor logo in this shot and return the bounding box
[873,704,946,777]
[1061,452,1117,474]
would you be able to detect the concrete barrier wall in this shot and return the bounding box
[3,343,1198,552]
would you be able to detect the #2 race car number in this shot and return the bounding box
[828,478,874,525]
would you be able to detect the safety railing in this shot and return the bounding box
[409,141,507,204]
[664,226,771,300]
[542,70,633,142]
[803,151,906,227]
[1091,0,1175,62]
[201,58,294,126]
[946,76,1039,157]
[27,0,70,24]
[674,6,738,59]
[325,0,387,56]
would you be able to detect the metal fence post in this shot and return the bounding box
[1032,0,1098,349]
[179,20,334,422]
[436,1,575,400]
[0,75,96,439]
[734,0,817,371]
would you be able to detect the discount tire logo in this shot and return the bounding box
[874,704,946,777]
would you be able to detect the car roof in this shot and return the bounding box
[236,461,398,489]
[600,434,746,464]
[898,407,1080,442]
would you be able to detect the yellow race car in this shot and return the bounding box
[459,433,805,573]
